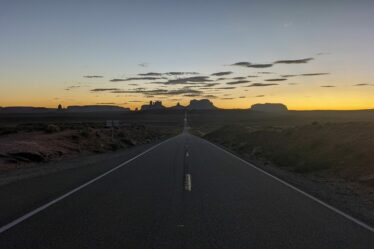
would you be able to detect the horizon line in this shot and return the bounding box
[1,105,374,112]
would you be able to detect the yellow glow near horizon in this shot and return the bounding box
[2,91,374,111]
[1,73,374,111]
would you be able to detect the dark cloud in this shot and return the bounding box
[132,77,166,81]
[257,72,273,74]
[232,77,246,80]
[216,77,227,81]
[316,52,331,56]
[215,86,236,90]
[137,72,199,76]
[255,95,265,97]
[160,76,212,85]
[221,97,235,100]
[353,83,371,86]
[131,77,166,80]
[248,64,273,68]
[211,71,233,76]
[274,57,313,64]
[138,63,148,67]
[231,62,251,67]
[265,78,287,81]
[281,74,298,78]
[202,83,220,87]
[65,85,81,91]
[229,62,274,68]
[203,94,218,99]
[164,72,199,76]
[320,85,335,88]
[194,87,209,90]
[239,96,246,98]
[136,89,167,95]
[109,90,141,94]
[83,75,103,78]
[247,83,279,87]
[247,75,259,78]
[109,78,127,82]
[96,102,117,105]
[288,83,298,85]
[91,88,121,92]
[110,77,167,82]
[226,80,250,85]
[301,73,330,76]
[138,72,162,76]
[183,93,201,97]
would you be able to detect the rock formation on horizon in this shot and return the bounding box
[250,103,288,112]
[141,101,166,111]
[187,99,217,110]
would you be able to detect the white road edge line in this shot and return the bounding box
[0,136,177,235]
[201,137,374,233]
[184,174,192,191]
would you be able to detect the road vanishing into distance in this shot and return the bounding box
[0,117,373,248]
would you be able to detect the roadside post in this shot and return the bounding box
[106,120,120,140]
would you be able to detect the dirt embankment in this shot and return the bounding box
[0,123,174,173]
[204,122,374,187]
[203,122,374,224]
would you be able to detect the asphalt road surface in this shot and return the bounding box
[0,131,373,248]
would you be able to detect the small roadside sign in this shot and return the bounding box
[106,120,120,128]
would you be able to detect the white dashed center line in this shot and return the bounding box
[184,174,192,191]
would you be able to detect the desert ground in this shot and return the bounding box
[0,111,183,175]
[1,109,374,224]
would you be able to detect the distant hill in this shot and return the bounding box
[0,105,130,113]
[188,99,217,110]
[0,107,55,113]
[250,103,288,112]
[67,105,130,112]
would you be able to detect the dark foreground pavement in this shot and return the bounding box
[0,132,373,248]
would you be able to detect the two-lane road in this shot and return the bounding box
[0,132,373,248]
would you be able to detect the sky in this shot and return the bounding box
[1,0,374,110]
